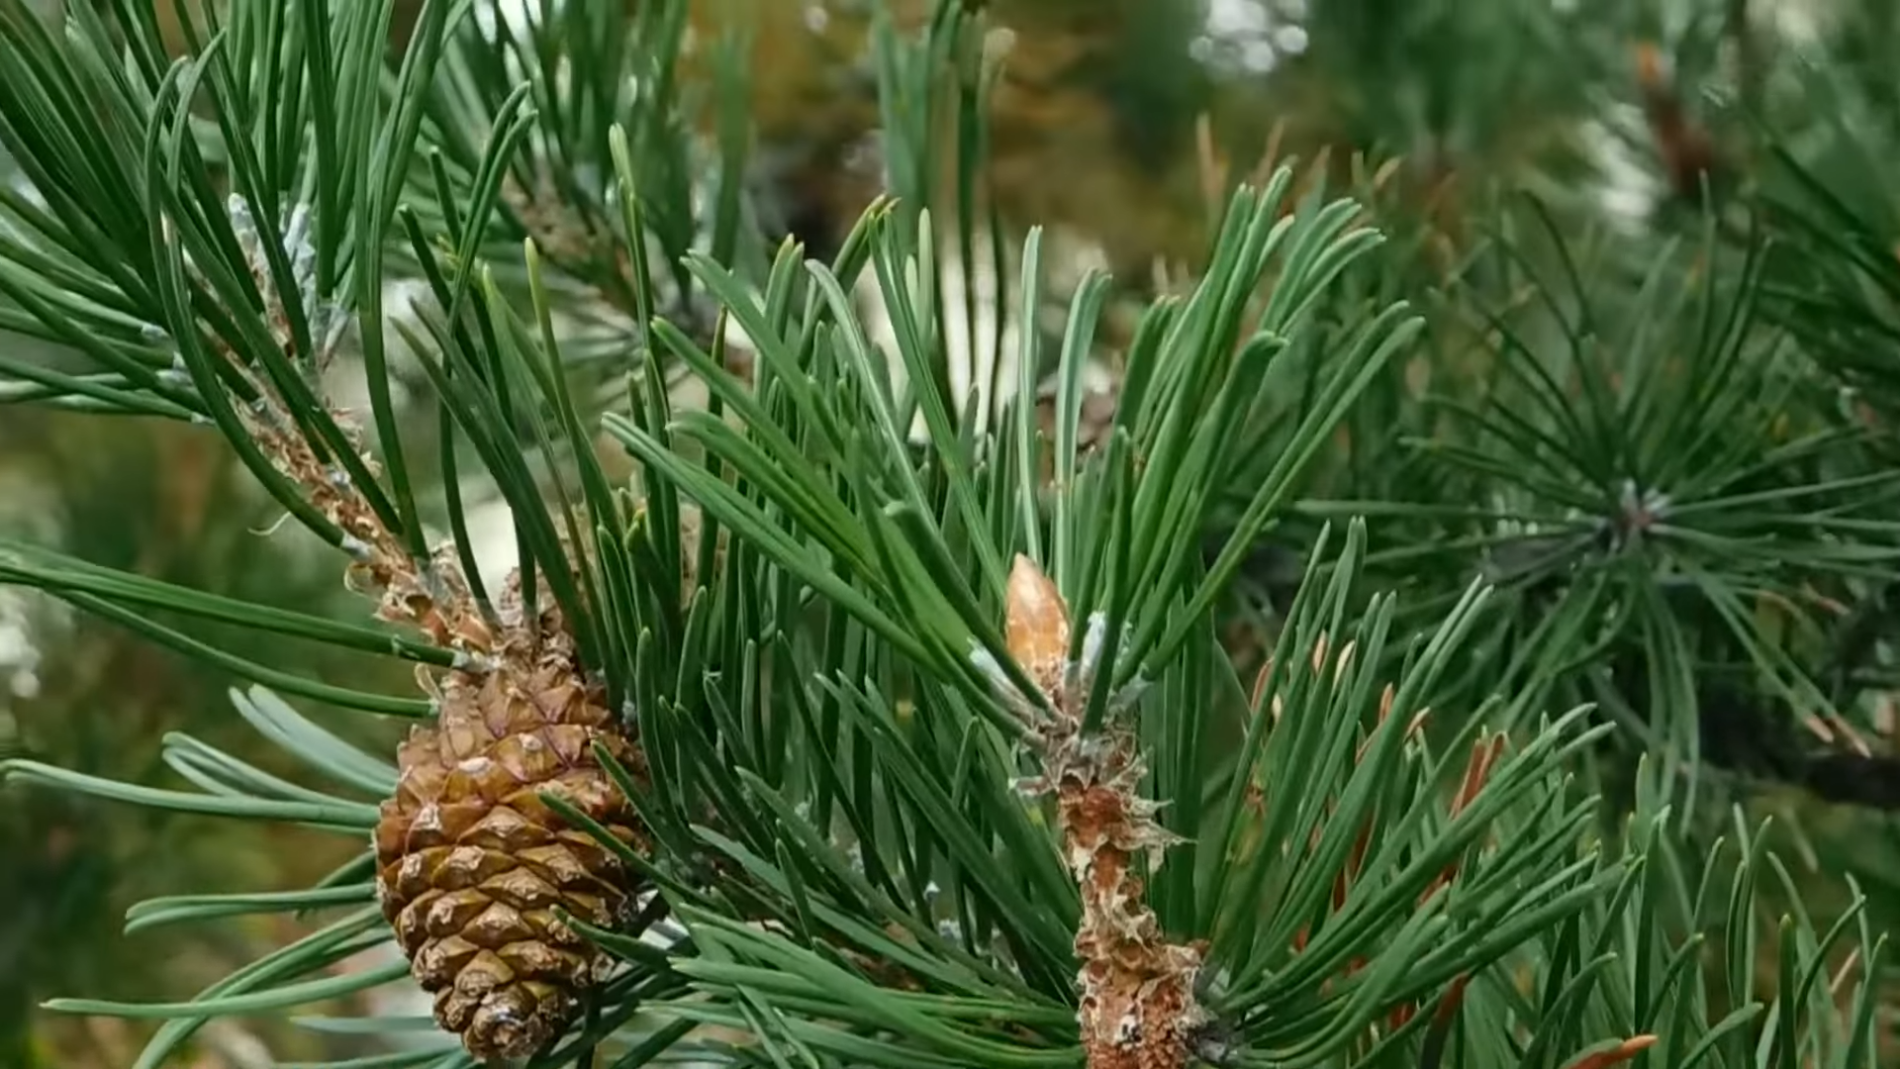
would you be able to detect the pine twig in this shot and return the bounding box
[994,555,1208,1069]
[211,197,490,660]
[207,195,650,1062]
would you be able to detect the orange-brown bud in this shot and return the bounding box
[1005,555,1070,694]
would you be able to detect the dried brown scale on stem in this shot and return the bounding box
[203,199,652,1061]
[994,555,1208,1069]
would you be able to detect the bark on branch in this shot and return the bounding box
[992,555,1208,1069]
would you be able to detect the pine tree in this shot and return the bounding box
[1,2,1896,1069]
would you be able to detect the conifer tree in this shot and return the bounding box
[0,2,1896,1069]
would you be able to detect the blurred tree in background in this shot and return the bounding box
[0,409,418,1068]
[6,0,1900,1067]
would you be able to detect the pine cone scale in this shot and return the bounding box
[413,934,481,980]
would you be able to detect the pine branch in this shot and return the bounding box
[1693,680,1900,812]
[1,4,1897,1069]
[990,556,1206,1069]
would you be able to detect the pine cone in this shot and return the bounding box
[373,578,646,1061]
